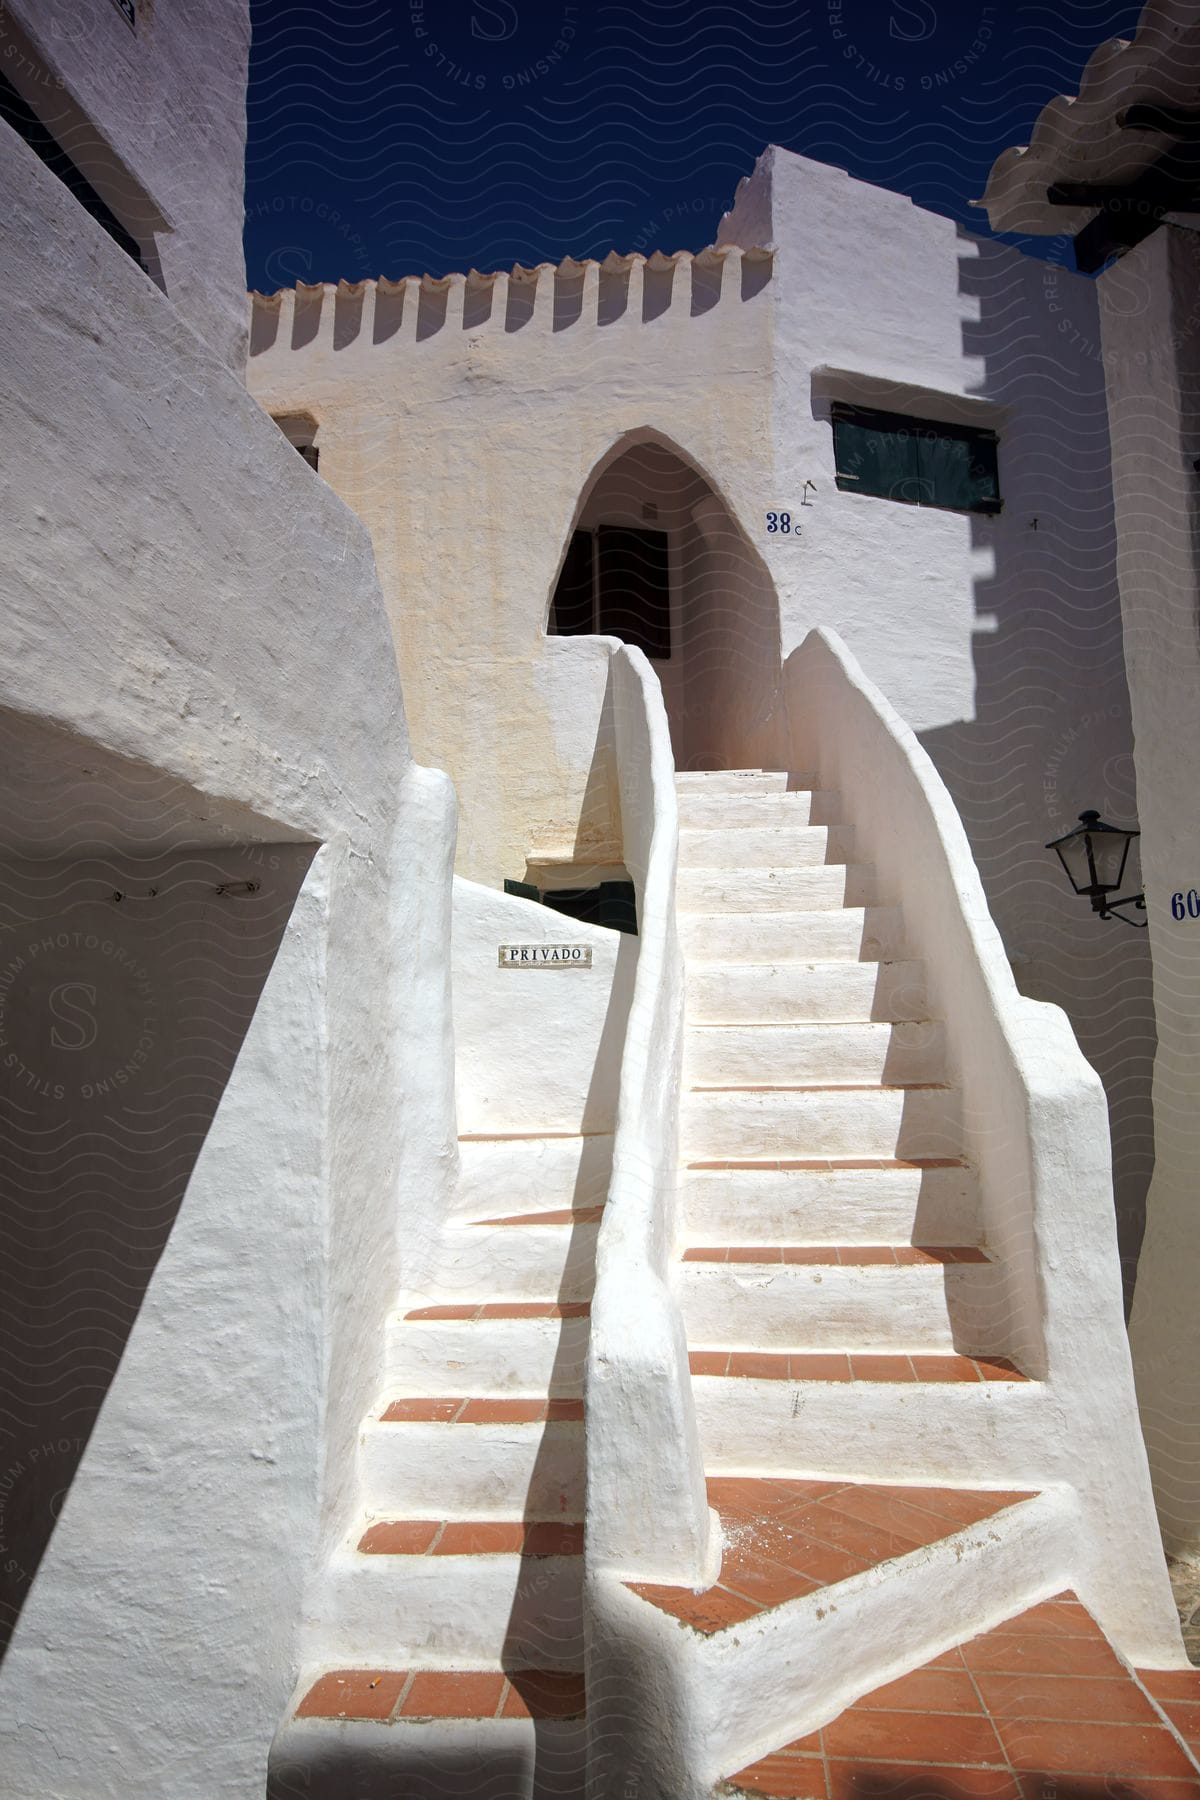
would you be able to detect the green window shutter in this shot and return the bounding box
[832,403,1001,515]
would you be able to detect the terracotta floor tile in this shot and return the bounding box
[783,1503,927,1569]
[826,1487,973,1549]
[779,1733,826,1756]
[297,1669,408,1721]
[830,1766,1022,1799]
[824,1706,1007,1765]
[900,1489,1032,1529]
[501,1669,586,1720]
[720,1561,820,1612]
[1155,1698,1200,1748]
[545,1398,586,1421]
[732,1752,830,1797]
[381,1398,462,1423]
[985,1596,1092,1636]
[690,1350,731,1376]
[974,1671,1161,1726]
[843,1246,898,1265]
[405,1304,477,1321]
[628,1579,761,1634]
[358,1520,440,1554]
[402,1670,506,1719]
[974,1358,1027,1381]
[785,1541,874,1589]
[963,1632,1127,1680]
[856,1666,985,1714]
[997,1718,1198,1778]
[1138,1669,1200,1702]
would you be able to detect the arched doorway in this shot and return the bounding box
[547,434,784,772]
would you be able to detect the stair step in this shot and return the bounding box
[682,1244,986,1266]
[687,959,928,1024]
[681,907,905,964]
[675,770,799,793]
[451,1133,613,1222]
[677,864,877,913]
[386,1307,589,1395]
[724,1593,1200,1799]
[681,1084,959,1161]
[680,1159,977,1243]
[676,790,840,828]
[679,1252,995,1351]
[414,1217,601,1304]
[685,1021,944,1087]
[295,1666,585,1721]
[679,824,856,870]
[361,1403,585,1516]
[689,1350,1024,1382]
[628,1478,1034,1636]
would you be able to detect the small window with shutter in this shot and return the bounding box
[832,403,1001,516]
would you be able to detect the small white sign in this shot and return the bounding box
[499,943,592,968]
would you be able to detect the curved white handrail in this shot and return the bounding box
[585,644,712,1582]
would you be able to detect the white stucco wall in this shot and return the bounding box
[1,0,250,369]
[248,145,1152,1297]
[0,108,455,1798]
[1100,223,1200,1555]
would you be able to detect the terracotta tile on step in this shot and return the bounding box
[778,1733,825,1756]
[434,1521,526,1554]
[402,1670,506,1719]
[827,1487,965,1549]
[899,1488,1031,1529]
[849,1354,914,1382]
[406,1304,478,1321]
[984,1594,1090,1632]
[730,1351,794,1379]
[719,1559,819,1612]
[789,1354,854,1382]
[358,1520,440,1554]
[830,1765,1022,1800]
[974,1671,1161,1726]
[689,1351,731,1376]
[478,1301,555,1318]
[841,1246,897,1265]
[996,1717,1198,1779]
[1153,1697,1200,1748]
[628,1580,761,1633]
[855,1664,984,1714]
[381,1398,462,1423]
[545,1397,585,1421]
[910,1355,982,1383]
[502,1669,586,1720]
[785,1503,924,1569]
[459,1398,546,1424]
[823,1705,1006,1766]
[974,1358,1027,1382]
[784,1539,873,1590]
[684,1247,726,1261]
[297,1669,408,1721]
[522,1520,585,1556]
[784,1246,839,1264]
[731,1751,829,1798]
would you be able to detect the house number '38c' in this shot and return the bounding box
[766,512,801,534]
[1171,891,1200,920]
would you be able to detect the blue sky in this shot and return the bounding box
[243,0,1143,292]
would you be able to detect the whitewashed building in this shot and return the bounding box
[0,0,1195,1796]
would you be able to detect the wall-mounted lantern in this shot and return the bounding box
[1045,810,1146,927]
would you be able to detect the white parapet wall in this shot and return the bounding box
[0,103,457,1800]
[783,627,1181,1665]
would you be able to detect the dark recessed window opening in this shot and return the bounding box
[548,525,671,659]
[832,403,1001,515]
[503,878,638,936]
[0,70,147,272]
[271,413,320,471]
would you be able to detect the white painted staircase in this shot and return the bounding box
[604,768,1082,1794]
[269,1132,602,1797]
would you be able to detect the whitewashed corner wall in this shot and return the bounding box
[1100,223,1200,1556]
[245,250,778,889]
[0,122,457,1799]
[720,146,1155,1306]
[3,0,252,372]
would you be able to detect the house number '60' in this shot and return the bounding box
[1170,890,1200,920]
